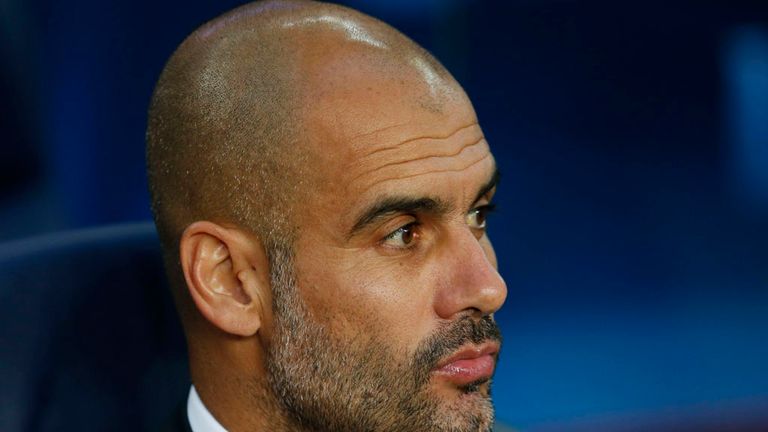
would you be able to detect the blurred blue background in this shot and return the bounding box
[1,0,767,430]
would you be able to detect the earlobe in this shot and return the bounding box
[180,221,268,337]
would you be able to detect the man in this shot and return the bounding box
[146,1,508,431]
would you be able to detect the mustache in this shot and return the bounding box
[412,315,502,376]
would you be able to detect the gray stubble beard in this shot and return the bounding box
[262,243,496,432]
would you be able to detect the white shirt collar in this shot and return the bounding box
[187,386,229,432]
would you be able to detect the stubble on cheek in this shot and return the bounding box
[270,297,499,431]
[264,244,499,431]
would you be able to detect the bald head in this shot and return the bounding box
[146,3,504,430]
[146,0,461,264]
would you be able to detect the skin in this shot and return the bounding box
[152,1,507,431]
[289,39,507,430]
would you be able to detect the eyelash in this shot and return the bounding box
[382,221,421,249]
[381,204,497,249]
[476,203,497,216]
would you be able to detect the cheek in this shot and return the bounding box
[296,248,438,351]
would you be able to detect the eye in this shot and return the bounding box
[382,222,418,248]
[466,204,496,230]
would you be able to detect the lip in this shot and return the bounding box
[431,341,499,386]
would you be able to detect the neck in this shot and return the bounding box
[189,339,309,432]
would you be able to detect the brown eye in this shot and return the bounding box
[466,204,495,230]
[400,225,414,244]
[383,223,418,248]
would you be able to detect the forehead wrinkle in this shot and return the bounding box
[348,121,413,141]
[351,135,486,183]
[356,121,479,159]
[355,152,494,197]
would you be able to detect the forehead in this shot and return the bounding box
[294,42,495,230]
[301,82,493,227]
[337,118,491,196]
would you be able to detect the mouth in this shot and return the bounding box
[431,341,499,386]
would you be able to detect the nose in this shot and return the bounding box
[433,228,508,320]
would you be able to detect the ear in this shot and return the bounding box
[179,221,269,337]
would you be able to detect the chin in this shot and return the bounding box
[431,380,496,432]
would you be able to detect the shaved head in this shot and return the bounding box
[146,1,464,319]
[146,2,505,431]
[147,0,456,258]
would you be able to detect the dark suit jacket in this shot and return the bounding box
[159,402,192,432]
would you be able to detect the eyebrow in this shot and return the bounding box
[347,166,500,239]
[474,166,500,204]
[347,196,450,240]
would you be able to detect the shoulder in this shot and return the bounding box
[157,401,192,432]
